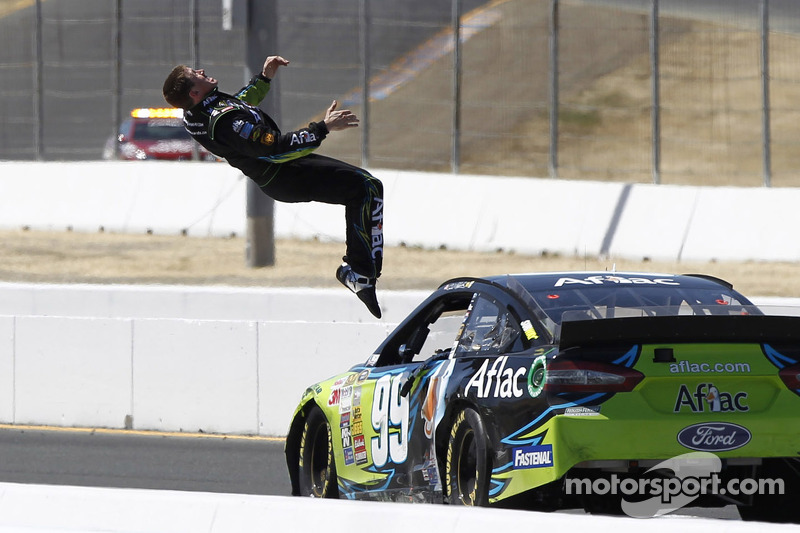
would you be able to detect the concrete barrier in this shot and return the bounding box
[1,313,392,436]
[0,284,429,436]
[0,482,791,533]
[3,161,800,262]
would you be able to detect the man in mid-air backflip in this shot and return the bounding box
[162,55,383,318]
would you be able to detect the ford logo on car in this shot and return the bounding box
[677,422,751,451]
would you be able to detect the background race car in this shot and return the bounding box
[102,108,218,161]
[285,272,800,522]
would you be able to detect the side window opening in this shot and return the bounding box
[382,294,473,367]
[455,295,521,357]
[414,309,468,362]
[375,291,524,367]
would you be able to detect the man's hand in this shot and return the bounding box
[324,100,359,131]
[261,55,289,79]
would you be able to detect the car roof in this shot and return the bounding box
[479,271,736,292]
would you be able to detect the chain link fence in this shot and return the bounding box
[1,0,799,187]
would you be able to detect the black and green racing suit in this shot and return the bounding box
[184,74,383,280]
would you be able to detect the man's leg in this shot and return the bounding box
[260,154,383,316]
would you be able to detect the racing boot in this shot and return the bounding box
[335,262,381,319]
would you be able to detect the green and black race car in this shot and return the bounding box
[285,272,800,522]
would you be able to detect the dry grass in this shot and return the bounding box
[1,229,798,298]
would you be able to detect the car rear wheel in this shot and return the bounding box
[446,407,491,506]
[298,407,339,498]
[737,459,800,523]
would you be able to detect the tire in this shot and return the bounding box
[738,493,800,523]
[297,407,339,498]
[737,459,800,523]
[446,407,491,506]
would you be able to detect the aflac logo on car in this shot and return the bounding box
[677,422,751,452]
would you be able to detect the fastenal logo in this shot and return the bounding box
[564,452,784,518]
[512,444,553,469]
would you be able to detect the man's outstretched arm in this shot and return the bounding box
[236,55,290,105]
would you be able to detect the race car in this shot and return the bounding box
[102,108,218,161]
[285,272,800,522]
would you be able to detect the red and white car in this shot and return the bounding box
[103,108,218,161]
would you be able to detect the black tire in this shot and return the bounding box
[297,407,339,498]
[737,459,800,523]
[446,407,491,506]
[738,493,800,523]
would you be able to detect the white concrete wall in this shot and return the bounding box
[2,161,799,262]
[0,285,427,436]
[0,313,389,436]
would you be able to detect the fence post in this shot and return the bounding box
[451,0,462,174]
[548,0,559,179]
[112,0,122,159]
[760,0,772,187]
[190,0,200,161]
[34,0,44,160]
[650,0,661,185]
[244,0,277,267]
[360,0,371,168]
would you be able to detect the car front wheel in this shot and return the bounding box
[298,407,339,498]
[446,407,491,506]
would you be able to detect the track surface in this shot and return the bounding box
[0,425,742,520]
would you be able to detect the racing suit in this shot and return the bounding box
[184,74,383,280]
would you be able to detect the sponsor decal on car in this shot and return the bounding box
[673,383,748,413]
[520,319,539,340]
[341,422,352,448]
[351,406,363,435]
[339,385,353,414]
[669,360,751,374]
[527,355,546,398]
[443,280,475,291]
[343,447,355,466]
[563,406,601,416]
[354,434,369,465]
[512,444,554,469]
[677,422,752,452]
[328,387,341,407]
[466,356,527,399]
[554,275,679,287]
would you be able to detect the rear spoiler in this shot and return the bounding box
[559,315,800,350]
